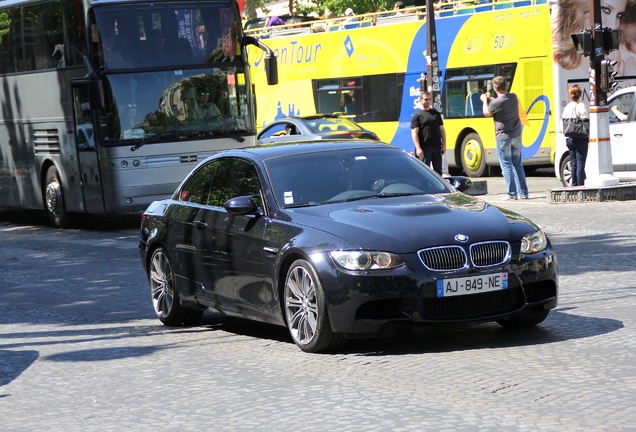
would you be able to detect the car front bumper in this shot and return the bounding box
[310,251,558,335]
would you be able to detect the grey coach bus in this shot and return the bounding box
[0,0,276,227]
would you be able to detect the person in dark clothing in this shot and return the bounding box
[561,84,589,186]
[411,92,446,175]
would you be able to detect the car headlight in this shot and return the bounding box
[520,229,548,254]
[329,251,404,270]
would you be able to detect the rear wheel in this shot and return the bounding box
[496,309,549,328]
[559,154,572,187]
[148,248,203,326]
[460,133,487,177]
[284,259,346,353]
[44,166,70,228]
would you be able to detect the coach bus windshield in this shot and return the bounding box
[89,1,252,145]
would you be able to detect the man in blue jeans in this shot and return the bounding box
[480,76,529,200]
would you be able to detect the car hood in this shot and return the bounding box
[282,194,537,253]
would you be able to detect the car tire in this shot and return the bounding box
[559,153,573,187]
[148,247,203,326]
[284,259,346,353]
[44,166,71,228]
[496,309,549,328]
[460,133,487,177]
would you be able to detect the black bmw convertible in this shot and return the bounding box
[139,140,558,353]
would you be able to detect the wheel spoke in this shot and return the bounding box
[288,268,304,299]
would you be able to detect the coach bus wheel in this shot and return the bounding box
[559,154,573,187]
[44,166,69,229]
[460,133,486,178]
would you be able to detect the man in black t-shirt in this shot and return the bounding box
[411,92,446,175]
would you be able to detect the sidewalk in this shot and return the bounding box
[470,168,562,202]
[475,172,636,204]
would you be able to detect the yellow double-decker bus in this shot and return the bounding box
[246,0,555,177]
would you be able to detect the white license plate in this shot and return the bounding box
[436,272,508,297]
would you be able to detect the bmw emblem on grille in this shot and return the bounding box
[455,234,469,243]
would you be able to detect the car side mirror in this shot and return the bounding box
[224,195,262,216]
[445,176,472,192]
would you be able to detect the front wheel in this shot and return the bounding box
[460,133,487,177]
[284,259,346,353]
[44,166,70,228]
[559,154,572,187]
[148,248,203,326]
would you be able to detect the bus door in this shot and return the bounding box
[71,81,105,213]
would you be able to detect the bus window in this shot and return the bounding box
[0,0,83,73]
[443,64,516,119]
[313,74,403,122]
[92,3,241,70]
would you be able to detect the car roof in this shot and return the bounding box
[289,114,341,120]
[264,115,344,123]
[608,85,636,102]
[207,140,394,163]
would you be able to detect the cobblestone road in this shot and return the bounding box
[1,174,634,431]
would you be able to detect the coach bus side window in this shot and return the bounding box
[0,0,83,74]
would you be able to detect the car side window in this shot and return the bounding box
[263,123,288,138]
[609,92,635,124]
[178,162,216,204]
[207,158,262,207]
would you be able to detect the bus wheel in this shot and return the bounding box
[44,166,69,228]
[460,133,487,177]
[559,154,573,187]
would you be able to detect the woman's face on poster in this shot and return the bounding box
[601,0,628,28]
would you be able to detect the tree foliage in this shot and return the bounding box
[296,0,397,16]
[243,0,401,19]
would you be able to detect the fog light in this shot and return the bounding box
[125,197,133,204]
[121,160,128,168]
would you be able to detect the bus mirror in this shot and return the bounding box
[265,54,278,86]
[89,80,106,110]
[243,35,278,85]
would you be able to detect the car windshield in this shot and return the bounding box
[265,147,453,207]
[304,117,364,134]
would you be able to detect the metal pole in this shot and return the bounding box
[585,0,618,187]
[425,0,441,111]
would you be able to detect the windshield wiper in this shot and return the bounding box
[283,201,324,208]
[343,194,381,202]
[129,132,178,151]
[344,192,423,202]
[379,192,423,197]
[130,130,246,151]
[201,130,246,143]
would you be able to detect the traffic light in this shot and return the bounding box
[571,31,592,56]
[599,59,618,93]
[602,29,621,54]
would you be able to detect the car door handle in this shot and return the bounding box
[193,220,208,230]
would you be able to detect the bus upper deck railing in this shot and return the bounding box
[243,0,548,39]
